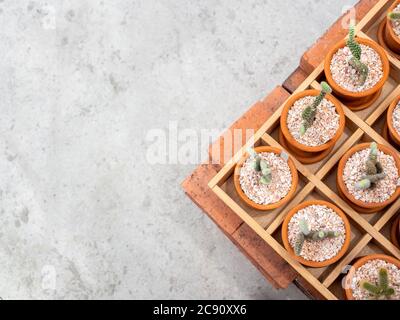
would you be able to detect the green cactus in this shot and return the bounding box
[294,233,306,257]
[360,268,395,300]
[259,159,272,185]
[247,148,272,185]
[347,23,369,86]
[355,143,386,191]
[349,58,369,86]
[347,24,361,60]
[299,82,332,136]
[388,12,400,20]
[294,219,341,256]
[247,148,262,171]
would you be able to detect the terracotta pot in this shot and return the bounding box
[281,200,351,268]
[324,38,390,111]
[279,89,345,163]
[344,254,400,300]
[387,95,400,146]
[337,143,400,213]
[391,215,400,249]
[384,0,400,54]
[234,146,298,211]
[278,128,335,165]
[336,183,386,214]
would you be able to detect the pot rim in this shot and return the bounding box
[390,215,400,249]
[233,146,298,211]
[387,95,400,146]
[280,89,346,153]
[337,143,400,209]
[324,38,390,98]
[281,200,351,268]
[386,0,400,48]
[344,254,400,300]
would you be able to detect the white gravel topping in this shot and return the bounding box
[330,44,383,92]
[239,152,292,205]
[287,205,346,262]
[390,4,400,37]
[350,259,400,300]
[392,102,400,137]
[343,148,399,203]
[286,96,340,147]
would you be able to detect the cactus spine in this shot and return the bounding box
[294,219,341,256]
[355,143,386,190]
[247,148,272,185]
[347,23,369,86]
[360,268,395,300]
[300,82,332,136]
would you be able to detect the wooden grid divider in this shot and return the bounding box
[323,197,400,287]
[262,132,400,260]
[212,185,338,300]
[356,0,390,32]
[208,0,400,299]
[208,64,325,189]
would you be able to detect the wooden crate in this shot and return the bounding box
[208,0,400,300]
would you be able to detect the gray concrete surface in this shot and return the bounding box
[0,0,357,300]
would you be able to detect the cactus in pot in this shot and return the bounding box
[360,268,395,300]
[347,23,369,86]
[294,218,341,256]
[299,81,332,136]
[247,148,272,185]
[355,142,386,190]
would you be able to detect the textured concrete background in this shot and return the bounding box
[0,0,357,299]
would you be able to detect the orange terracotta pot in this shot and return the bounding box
[387,95,400,146]
[384,0,400,54]
[344,254,400,300]
[336,183,386,214]
[391,215,400,249]
[278,128,335,165]
[280,89,345,162]
[281,200,351,268]
[337,143,400,213]
[234,146,298,211]
[324,38,390,111]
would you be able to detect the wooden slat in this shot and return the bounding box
[316,129,364,179]
[358,30,400,70]
[365,84,400,125]
[356,0,391,31]
[323,197,400,287]
[261,134,315,180]
[212,186,338,300]
[315,182,400,259]
[310,80,400,156]
[375,198,400,230]
[323,235,372,287]
[209,2,400,299]
[208,63,325,189]
[266,183,315,234]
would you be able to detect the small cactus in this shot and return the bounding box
[247,148,261,171]
[300,82,332,136]
[388,12,400,20]
[355,143,386,190]
[347,23,369,86]
[360,268,395,300]
[247,148,272,185]
[294,219,341,256]
[259,159,272,185]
